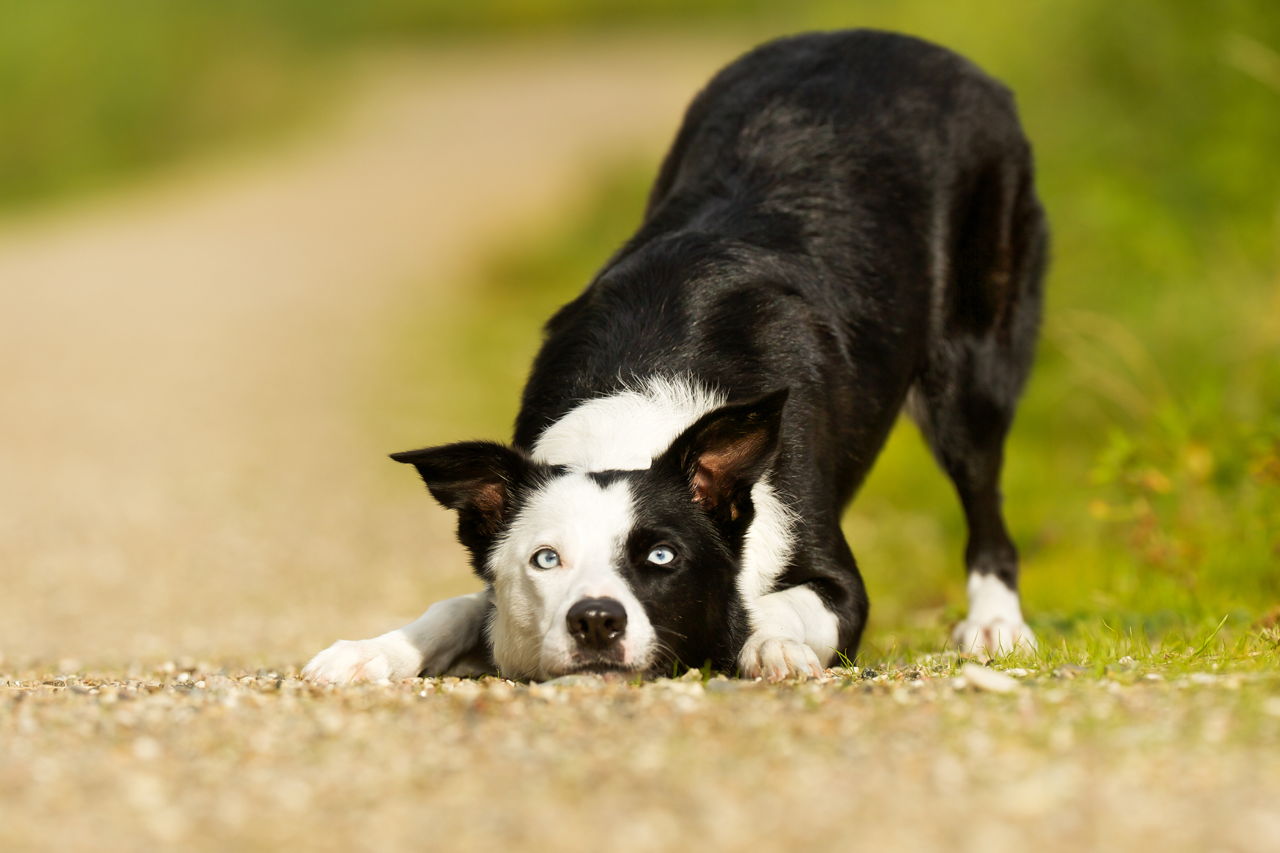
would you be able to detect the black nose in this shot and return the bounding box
[566,598,628,650]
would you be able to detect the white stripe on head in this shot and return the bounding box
[532,375,726,471]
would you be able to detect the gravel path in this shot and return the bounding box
[5,664,1279,852]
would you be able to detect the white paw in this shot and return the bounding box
[738,635,825,681]
[952,618,1038,658]
[301,635,423,684]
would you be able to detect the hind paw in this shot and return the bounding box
[952,618,1037,657]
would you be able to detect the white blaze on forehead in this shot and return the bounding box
[498,473,635,574]
[532,375,726,470]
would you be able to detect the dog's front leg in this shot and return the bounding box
[738,585,839,681]
[302,590,493,684]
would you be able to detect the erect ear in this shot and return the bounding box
[657,389,788,518]
[389,441,527,538]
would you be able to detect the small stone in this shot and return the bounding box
[486,681,515,701]
[543,674,608,688]
[132,737,162,761]
[959,663,1019,694]
[705,679,758,694]
[448,681,483,700]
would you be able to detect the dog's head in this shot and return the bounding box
[392,389,787,680]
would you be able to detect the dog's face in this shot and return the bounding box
[392,390,786,680]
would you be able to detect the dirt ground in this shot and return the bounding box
[2,34,1278,853]
[5,666,1279,852]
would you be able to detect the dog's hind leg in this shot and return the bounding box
[302,590,494,683]
[909,153,1047,657]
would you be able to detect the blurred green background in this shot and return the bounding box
[4,0,1277,659]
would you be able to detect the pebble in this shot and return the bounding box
[959,663,1020,694]
[705,679,759,694]
[542,674,609,688]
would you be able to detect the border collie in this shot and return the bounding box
[304,29,1046,683]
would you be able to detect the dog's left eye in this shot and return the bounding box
[530,548,561,569]
[646,545,677,566]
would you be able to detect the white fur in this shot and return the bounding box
[487,473,657,680]
[952,573,1037,656]
[738,585,839,680]
[532,375,727,470]
[302,590,490,684]
[736,481,798,610]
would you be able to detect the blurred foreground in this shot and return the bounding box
[5,664,1279,852]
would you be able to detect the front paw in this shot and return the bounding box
[302,635,422,684]
[951,618,1038,658]
[738,635,825,681]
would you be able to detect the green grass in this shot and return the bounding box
[378,2,1280,674]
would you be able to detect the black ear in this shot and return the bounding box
[389,441,527,538]
[657,389,788,518]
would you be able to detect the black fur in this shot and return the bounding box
[401,29,1046,672]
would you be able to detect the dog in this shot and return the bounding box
[303,29,1046,684]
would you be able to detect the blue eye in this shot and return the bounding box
[531,548,561,569]
[647,545,677,566]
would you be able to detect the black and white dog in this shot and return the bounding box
[304,30,1046,683]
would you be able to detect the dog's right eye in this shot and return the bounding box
[530,548,561,570]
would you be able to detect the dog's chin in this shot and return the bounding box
[542,656,646,681]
